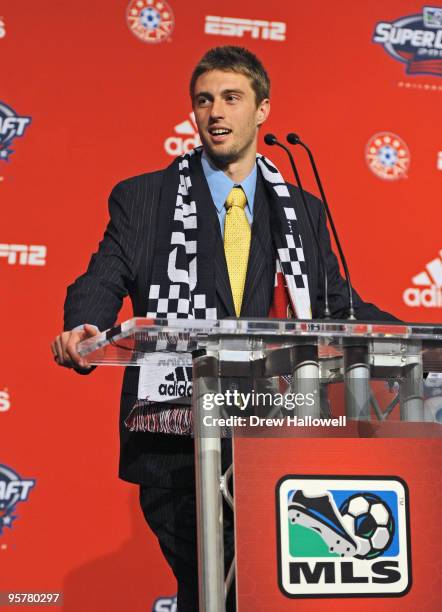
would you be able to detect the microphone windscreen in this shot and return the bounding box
[264,133,277,145]
[287,133,301,145]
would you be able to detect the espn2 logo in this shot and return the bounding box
[0,244,47,266]
[205,16,286,41]
[276,476,411,598]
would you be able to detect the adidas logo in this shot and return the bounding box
[403,250,442,308]
[158,366,193,397]
[164,113,201,157]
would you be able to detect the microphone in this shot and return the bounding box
[287,133,356,320]
[263,133,278,146]
[264,133,331,319]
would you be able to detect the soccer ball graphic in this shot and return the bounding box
[378,145,398,168]
[140,7,161,30]
[340,493,395,559]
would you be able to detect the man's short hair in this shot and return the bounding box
[190,46,270,105]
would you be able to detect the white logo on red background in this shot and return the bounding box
[164,113,201,157]
[0,16,6,39]
[0,389,10,412]
[0,244,47,266]
[372,7,442,77]
[365,132,410,180]
[205,15,286,41]
[403,250,442,308]
[438,151,442,170]
[126,0,174,44]
[0,464,35,536]
[0,102,32,162]
[153,595,177,611]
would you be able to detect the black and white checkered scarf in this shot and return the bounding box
[126,146,311,434]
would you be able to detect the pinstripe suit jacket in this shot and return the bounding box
[64,155,396,487]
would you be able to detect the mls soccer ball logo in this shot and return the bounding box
[126,0,175,44]
[365,132,410,180]
[277,476,411,597]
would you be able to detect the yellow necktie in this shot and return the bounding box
[224,186,251,316]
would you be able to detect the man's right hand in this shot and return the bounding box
[51,324,100,369]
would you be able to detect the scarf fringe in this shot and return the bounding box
[125,401,192,435]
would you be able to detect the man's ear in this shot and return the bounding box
[256,98,270,127]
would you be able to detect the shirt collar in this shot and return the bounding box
[201,151,257,214]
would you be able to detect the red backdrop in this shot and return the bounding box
[1,1,441,610]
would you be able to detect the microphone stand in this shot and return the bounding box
[287,133,356,320]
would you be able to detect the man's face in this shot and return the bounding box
[192,69,270,167]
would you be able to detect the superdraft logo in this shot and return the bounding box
[372,6,442,77]
[0,465,36,536]
[126,0,174,44]
[205,16,286,41]
[403,249,442,308]
[0,102,32,162]
[276,476,411,598]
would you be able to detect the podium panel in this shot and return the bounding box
[233,433,441,610]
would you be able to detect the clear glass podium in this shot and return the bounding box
[78,318,442,611]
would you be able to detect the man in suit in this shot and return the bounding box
[52,46,396,610]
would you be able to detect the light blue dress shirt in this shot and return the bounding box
[201,151,257,236]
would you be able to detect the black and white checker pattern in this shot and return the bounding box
[193,293,217,319]
[147,285,217,320]
[257,154,311,319]
[147,283,192,318]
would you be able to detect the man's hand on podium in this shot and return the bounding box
[51,324,99,371]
